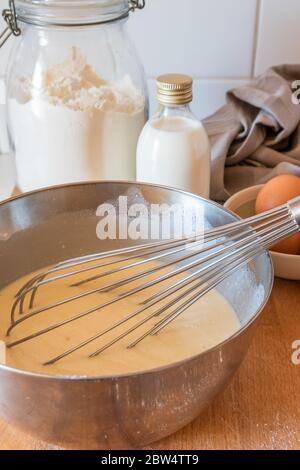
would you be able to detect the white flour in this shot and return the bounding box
[9,47,145,192]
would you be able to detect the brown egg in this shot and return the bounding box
[255,175,300,255]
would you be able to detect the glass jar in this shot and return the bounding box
[1,0,148,192]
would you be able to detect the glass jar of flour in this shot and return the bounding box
[1,0,148,192]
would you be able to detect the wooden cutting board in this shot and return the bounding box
[0,278,299,450]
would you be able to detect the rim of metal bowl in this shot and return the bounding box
[0,180,274,382]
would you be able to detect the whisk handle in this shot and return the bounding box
[288,196,300,227]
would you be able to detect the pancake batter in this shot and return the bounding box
[0,259,240,377]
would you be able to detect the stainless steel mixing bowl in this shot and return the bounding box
[0,182,273,449]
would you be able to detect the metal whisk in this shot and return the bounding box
[6,196,300,365]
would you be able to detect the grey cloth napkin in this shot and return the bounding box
[203,64,300,201]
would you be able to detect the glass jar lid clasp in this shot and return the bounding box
[0,0,20,48]
[129,1,146,11]
[0,0,146,49]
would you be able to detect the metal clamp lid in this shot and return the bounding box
[0,0,21,48]
[0,0,145,49]
[129,1,146,12]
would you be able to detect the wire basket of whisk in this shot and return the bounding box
[5,196,300,366]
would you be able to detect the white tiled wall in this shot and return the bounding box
[0,0,300,118]
[255,0,300,75]
[130,0,300,118]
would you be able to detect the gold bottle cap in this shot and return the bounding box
[157,74,193,106]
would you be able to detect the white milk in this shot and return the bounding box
[137,115,210,197]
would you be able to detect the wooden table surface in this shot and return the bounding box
[0,278,299,450]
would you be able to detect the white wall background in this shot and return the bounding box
[129,0,300,118]
[0,0,300,119]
